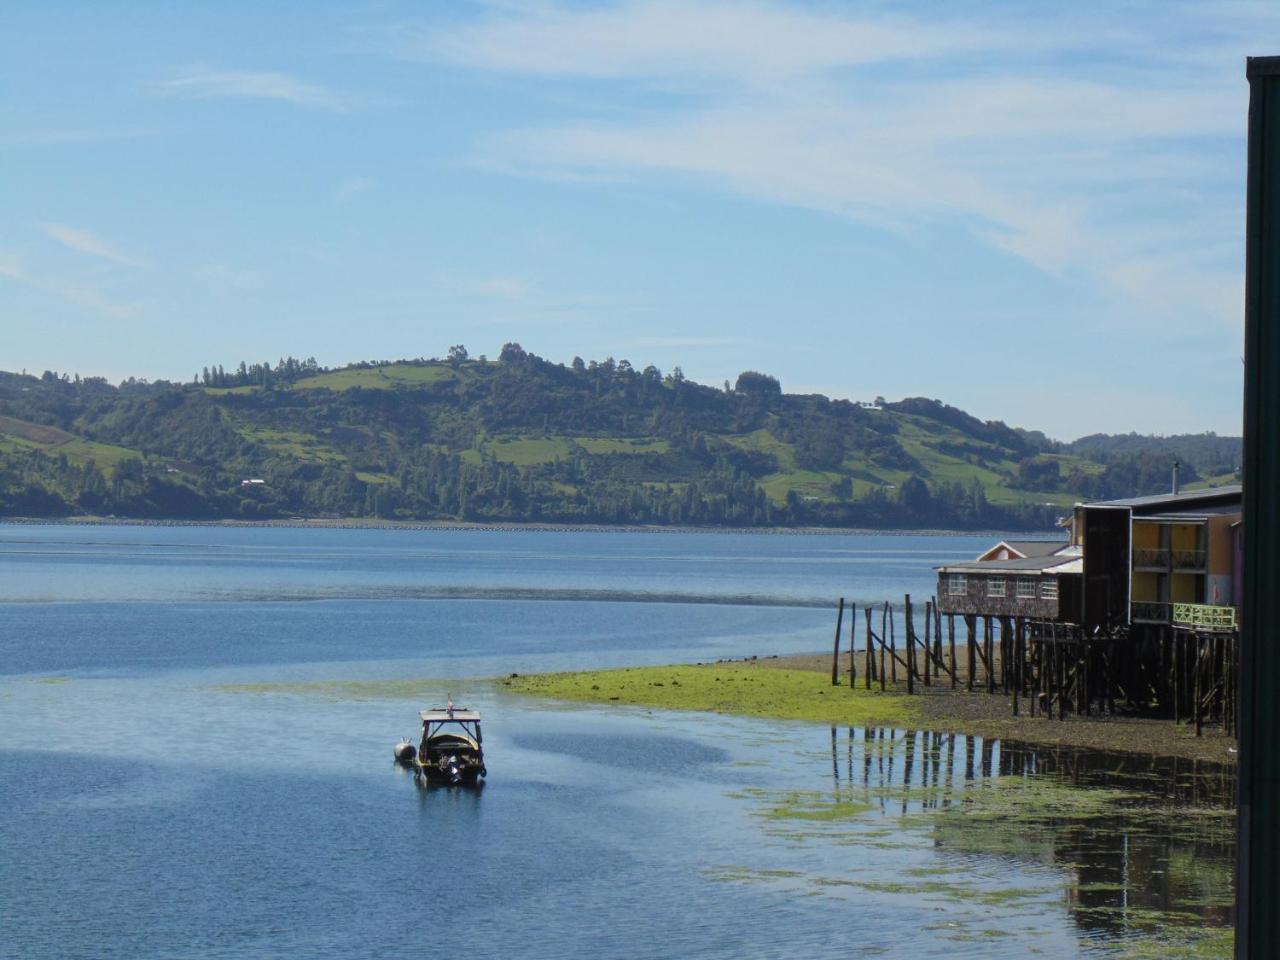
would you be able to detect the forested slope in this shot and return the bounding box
[0,346,1240,529]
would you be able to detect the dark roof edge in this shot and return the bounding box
[1248,56,1280,78]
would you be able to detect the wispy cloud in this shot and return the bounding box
[152,70,363,112]
[408,1,1266,332]
[400,1,1017,83]
[197,262,261,292]
[0,250,143,320]
[3,128,152,149]
[335,176,376,202]
[622,336,748,349]
[459,274,532,301]
[40,223,149,268]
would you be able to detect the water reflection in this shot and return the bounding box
[816,726,1235,951]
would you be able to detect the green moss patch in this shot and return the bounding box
[500,662,920,727]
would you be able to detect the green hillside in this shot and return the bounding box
[0,348,1240,528]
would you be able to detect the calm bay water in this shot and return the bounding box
[0,525,1234,959]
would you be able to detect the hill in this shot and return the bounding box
[0,347,1241,529]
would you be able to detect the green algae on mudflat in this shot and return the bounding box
[500,663,919,727]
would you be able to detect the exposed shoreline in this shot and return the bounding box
[0,515,1059,538]
[503,652,1237,767]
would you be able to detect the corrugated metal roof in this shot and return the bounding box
[1003,539,1069,556]
[936,554,1082,574]
[1082,485,1241,512]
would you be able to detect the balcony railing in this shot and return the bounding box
[1131,600,1171,623]
[1172,549,1207,570]
[1172,603,1238,631]
[1133,548,1170,568]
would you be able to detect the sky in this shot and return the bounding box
[3,1,1276,440]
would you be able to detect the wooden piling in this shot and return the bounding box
[923,600,932,687]
[864,607,874,690]
[888,604,897,683]
[848,602,857,688]
[831,598,845,685]
[965,615,976,692]
[948,614,957,690]
[905,594,915,695]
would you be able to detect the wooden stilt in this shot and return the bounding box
[832,598,844,686]
[948,613,957,690]
[848,602,857,688]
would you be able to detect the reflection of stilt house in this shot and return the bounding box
[932,484,1242,731]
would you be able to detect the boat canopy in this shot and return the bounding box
[420,709,482,723]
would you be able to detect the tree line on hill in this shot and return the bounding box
[0,349,1240,529]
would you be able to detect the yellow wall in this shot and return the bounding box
[1207,514,1239,576]
[1171,573,1201,603]
[1131,571,1160,602]
[1171,524,1200,551]
[1132,521,1160,550]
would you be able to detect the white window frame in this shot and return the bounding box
[1016,577,1036,599]
[986,577,1006,598]
[1040,579,1059,600]
[947,574,968,596]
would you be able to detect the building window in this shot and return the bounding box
[987,577,1006,598]
[1016,577,1036,599]
[1041,580,1058,600]
[947,574,967,596]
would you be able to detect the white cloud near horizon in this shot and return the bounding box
[406,1,1267,333]
[152,70,362,112]
[40,223,149,268]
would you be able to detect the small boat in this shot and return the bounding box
[395,703,487,785]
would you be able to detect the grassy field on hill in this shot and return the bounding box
[0,352,1240,524]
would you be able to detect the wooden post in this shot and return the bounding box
[849,602,857,688]
[879,606,887,692]
[966,615,976,692]
[1174,631,1182,724]
[1057,628,1067,721]
[832,597,844,686]
[864,607,874,690]
[905,594,915,695]
[936,601,947,686]
[923,600,932,687]
[1195,635,1204,738]
[948,613,957,690]
[888,604,897,683]
[985,616,995,695]
[1012,619,1021,718]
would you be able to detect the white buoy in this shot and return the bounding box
[394,740,416,763]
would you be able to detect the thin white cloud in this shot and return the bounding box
[40,223,149,268]
[335,177,376,202]
[461,275,532,301]
[0,251,29,281]
[153,70,362,112]
[1,255,143,319]
[198,262,261,292]
[403,1,1016,82]
[623,336,748,349]
[414,1,1264,332]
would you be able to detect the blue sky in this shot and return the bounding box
[3,1,1274,439]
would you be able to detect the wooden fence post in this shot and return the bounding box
[832,598,844,686]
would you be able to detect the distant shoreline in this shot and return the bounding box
[0,515,1061,538]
